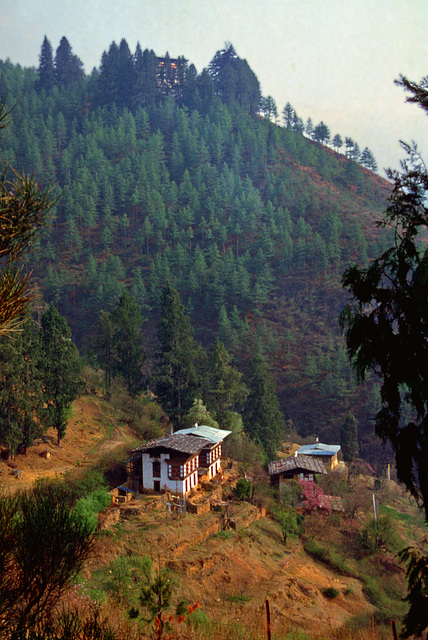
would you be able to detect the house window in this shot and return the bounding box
[154,480,161,492]
[153,460,161,478]
[168,465,181,480]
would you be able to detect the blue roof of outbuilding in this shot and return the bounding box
[298,443,341,456]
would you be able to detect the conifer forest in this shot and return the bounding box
[0,37,394,465]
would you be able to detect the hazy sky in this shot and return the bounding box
[1,0,427,173]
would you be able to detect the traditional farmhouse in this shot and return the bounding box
[297,443,341,470]
[268,454,327,494]
[127,425,230,496]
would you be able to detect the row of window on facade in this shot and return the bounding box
[153,445,220,480]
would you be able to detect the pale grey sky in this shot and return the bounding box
[1,0,427,173]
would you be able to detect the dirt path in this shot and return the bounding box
[0,394,135,493]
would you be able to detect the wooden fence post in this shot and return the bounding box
[265,599,271,640]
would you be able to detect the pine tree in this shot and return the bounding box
[111,293,146,396]
[37,36,55,91]
[244,354,286,458]
[0,320,43,456]
[92,310,115,392]
[134,45,159,107]
[313,121,330,145]
[38,305,82,445]
[340,411,359,463]
[54,36,85,87]
[360,147,378,172]
[208,43,261,115]
[205,339,248,416]
[282,102,295,129]
[155,283,203,425]
[332,134,343,152]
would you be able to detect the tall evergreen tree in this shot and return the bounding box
[37,36,55,91]
[244,354,286,458]
[0,320,43,456]
[134,45,159,107]
[208,43,261,115]
[260,96,277,122]
[313,121,330,145]
[38,305,82,445]
[282,102,295,129]
[54,36,85,87]
[340,411,359,463]
[155,283,202,425]
[111,293,146,396]
[204,339,248,416]
[359,147,378,172]
[92,310,115,392]
[332,134,343,152]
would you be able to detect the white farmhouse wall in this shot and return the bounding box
[142,452,170,490]
[141,452,199,495]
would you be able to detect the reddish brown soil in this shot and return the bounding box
[0,394,381,637]
[0,394,134,493]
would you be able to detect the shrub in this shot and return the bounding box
[274,507,300,544]
[322,586,340,599]
[73,488,112,531]
[279,479,303,507]
[107,554,152,605]
[356,515,401,556]
[0,483,95,637]
[233,478,253,501]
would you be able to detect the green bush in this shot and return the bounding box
[322,586,340,599]
[215,530,233,540]
[233,478,253,501]
[279,479,303,507]
[274,507,300,543]
[356,515,401,555]
[73,488,111,531]
[106,554,152,605]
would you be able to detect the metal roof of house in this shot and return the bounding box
[132,433,212,456]
[297,443,341,457]
[175,425,231,444]
[268,454,327,476]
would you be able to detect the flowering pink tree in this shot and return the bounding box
[298,479,332,514]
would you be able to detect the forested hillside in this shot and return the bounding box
[0,38,394,465]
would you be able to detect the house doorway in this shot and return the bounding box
[154,480,161,492]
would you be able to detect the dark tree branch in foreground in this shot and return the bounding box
[341,75,428,637]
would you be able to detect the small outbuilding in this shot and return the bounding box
[268,454,327,494]
[296,443,341,470]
